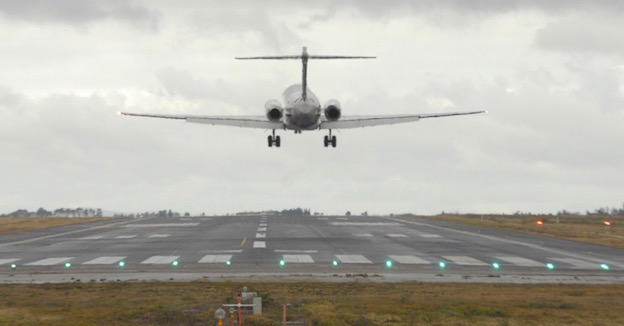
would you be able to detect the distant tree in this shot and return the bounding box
[345,211,351,216]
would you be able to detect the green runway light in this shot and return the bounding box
[332,260,339,266]
[172,260,179,267]
[600,263,610,271]
[385,260,393,268]
[226,260,231,266]
[438,261,446,269]
[279,259,285,267]
[546,263,555,270]
[64,262,71,268]
[118,261,125,268]
[10,263,16,269]
[492,262,500,270]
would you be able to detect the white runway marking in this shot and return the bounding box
[274,249,318,253]
[0,258,19,265]
[83,256,126,265]
[419,234,441,238]
[336,217,349,220]
[317,217,329,220]
[259,223,267,227]
[283,254,314,263]
[200,249,242,253]
[253,241,266,248]
[141,256,179,264]
[80,235,103,240]
[336,255,372,264]
[389,255,429,264]
[123,223,199,228]
[115,235,137,239]
[551,258,597,269]
[353,233,374,237]
[257,227,267,232]
[330,222,402,226]
[386,234,408,238]
[497,256,543,267]
[26,257,73,266]
[148,234,170,238]
[199,255,232,263]
[443,256,488,266]
[256,233,266,238]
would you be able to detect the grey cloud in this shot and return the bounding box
[534,17,624,56]
[0,0,159,28]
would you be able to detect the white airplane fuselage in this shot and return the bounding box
[282,84,322,131]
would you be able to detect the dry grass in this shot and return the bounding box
[417,214,624,249]
[0,217,112,235]
[0,281,623,325]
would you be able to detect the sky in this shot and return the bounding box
[1,0,623,216]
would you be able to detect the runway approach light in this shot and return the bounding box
[385,260,393,268]
[332,260,339,267]
[279,259,285,267]
[438,261,446,269]
[546,262,555,270]
[600,263,610,271]
[64,262,71,269]
[536,220,544,226]
[604,221,612,226]
[172,260,179,267]
[118,261,125,268]
[10,263,16,269]
[492,262,500,270]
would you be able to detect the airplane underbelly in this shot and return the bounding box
[287,112,319,130]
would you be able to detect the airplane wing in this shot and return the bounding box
[319,110,486,129]
[118,112,284,129]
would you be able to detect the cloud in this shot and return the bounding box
[0,0,159,28]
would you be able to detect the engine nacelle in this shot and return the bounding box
[264,99,284,121]
[323,99,342,121]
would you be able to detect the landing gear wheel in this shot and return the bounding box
[331,136,337,148]
[324,135,329,147]
[268,135,273,147]
[275,136,281,147]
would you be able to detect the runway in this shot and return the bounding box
[1,215,623,283]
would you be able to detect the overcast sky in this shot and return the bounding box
[1,0,623,216]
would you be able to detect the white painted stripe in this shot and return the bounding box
[123,223,199,228]
[148,234,170,238]
[443,256,488,266]
[257,227,267,232]
[274,249,318,253]
[80,235,103,240]
[253,241,266,248]
[259,223,267,227]
[386,234,408,238]
[330,222,402,226]
[389,255,429,264]
[115,235,136,239]
[551,258,597,269]
[497,256,543,267]
[336,217,349,220]
[141,256,179,264]
[336,255,372,264]
[181,218,192,221]
[83,256,126,265]
[419,234,441,238]
[200,249,242,253]
[198,255,232,263]
[283,254,314,263]
[317,217,329,220]
[256,233,266,238]
[353,233,373,237]
[0,259,19,265]
[26,257,73,266]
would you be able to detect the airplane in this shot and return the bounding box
[119,47,486,148]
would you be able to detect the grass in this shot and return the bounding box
[416,214,624,249]
[0,281,623,325]
[0,217,112,235]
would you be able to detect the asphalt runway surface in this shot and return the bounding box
[1,215,623,284]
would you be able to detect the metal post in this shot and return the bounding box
[282,304,287,325]
[238,293,242,326]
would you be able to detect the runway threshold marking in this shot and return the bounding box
[198,255,232,263]
[123,223,199,228]
[0,259,20,265]
[443,256,488,266]
[283,254,314,263]
[83,256,126,265]
[26,257,73,266]
[497,256,543,267]
[335,255,372,264]
[389,255,429,264]
[253,241,266,248]
[240,236,247,247]
[141,256,179,264]
[551,258,598,269]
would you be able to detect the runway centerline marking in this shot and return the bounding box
[257,227,267,232]
[386,234,408,238]
[199,255,232,263]
[256,233,266,238]
[253,241,266,248]
[419,233,440,238]
[148,234,170,238]
[353,233,373,237]
[141,256,179,264]
[283,254,314,263]
[26,257,73,266]
[83,256,126,265]
[123,223,199,228]
[114,235,137,239]
[80,235,103,240]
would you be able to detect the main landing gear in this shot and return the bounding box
[324,130,337,148]
[268,129,280,147]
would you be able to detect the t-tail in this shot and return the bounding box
[235,46,375,101]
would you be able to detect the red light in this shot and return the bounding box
[604,221,611,226]
[536,220,543,225]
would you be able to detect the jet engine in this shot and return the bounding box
[323,99,342,121]
[264,99,284,121]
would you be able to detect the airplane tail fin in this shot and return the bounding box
[236,47,375,100]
